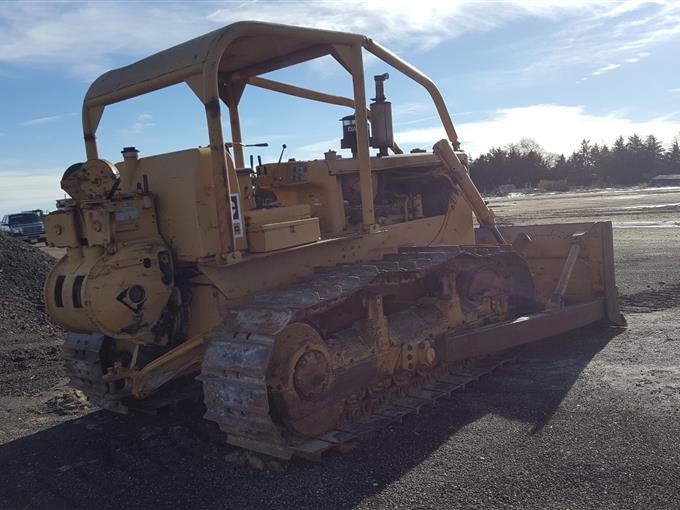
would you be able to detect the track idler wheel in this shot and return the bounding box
[266,322,342,438]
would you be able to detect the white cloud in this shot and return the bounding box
[295,104,680,159]
[670,88,680,93]
[0,2,206,77]
[118,113,155,136]
[600,0,653,18]
[390,104,680,157]
[206,1,602,51]
[1,1,677,79]
[19,114,64,126]
[295,138,341,160]
[580,50,650,80]
[592,63,622,76]
[625,51,652,63]
[394,115,441,127]
[0,171,64,215]
[520,3,680,79]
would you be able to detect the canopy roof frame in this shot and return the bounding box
[81,21,459,262]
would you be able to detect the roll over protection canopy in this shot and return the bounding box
[84,21,366,109]
[81,20,459,258]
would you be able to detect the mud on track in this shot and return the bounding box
[1,187,679,509]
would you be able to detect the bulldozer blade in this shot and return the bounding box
[440,299,606,363]
[476,221,624,326]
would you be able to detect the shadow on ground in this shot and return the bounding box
[618,282,680,313]
[0,325,622,510]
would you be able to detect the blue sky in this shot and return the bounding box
[1,0,679,215]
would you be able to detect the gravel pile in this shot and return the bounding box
[0,233,63,396]
[0,234,60,338]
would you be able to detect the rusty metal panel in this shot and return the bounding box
[444,299,605,363]
[600,222,624,324]
[477,222,621,314]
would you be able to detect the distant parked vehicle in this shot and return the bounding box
[537,179,569,192]
[0,212,46,243]
[649,174,680,187]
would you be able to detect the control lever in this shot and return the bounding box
[225,142,269,148]
[275,144,287,173]
[276,144,287,166]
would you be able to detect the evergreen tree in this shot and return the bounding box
[565,139,594,186]
[551,154,569,180]
[644,135,664,180]
[469,132,673,191]
[665,138,680,174]
[594,144,611,185]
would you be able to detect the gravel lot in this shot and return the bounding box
[1,186,679,509]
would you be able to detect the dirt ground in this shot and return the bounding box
[1,186,679,509]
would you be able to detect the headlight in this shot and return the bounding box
[10,227,23,234]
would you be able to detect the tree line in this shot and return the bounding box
[469,134,680,193]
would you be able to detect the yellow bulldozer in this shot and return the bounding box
[43,21,623,460]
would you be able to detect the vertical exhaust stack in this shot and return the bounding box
[120,146,140,193]
[339,73,395,158]
[369,73,394,157]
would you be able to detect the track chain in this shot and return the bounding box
[63,334,202,413]
[61,244,518,459]
[200,245,515,459]
[62,333,116,408]
[231,358,513,460]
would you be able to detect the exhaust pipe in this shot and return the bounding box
[120,146,140,193]
[369,73,394,157]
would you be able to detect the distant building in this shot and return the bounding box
[537,179,569,191]
[649,174,680,187]
[496,184,517,196]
